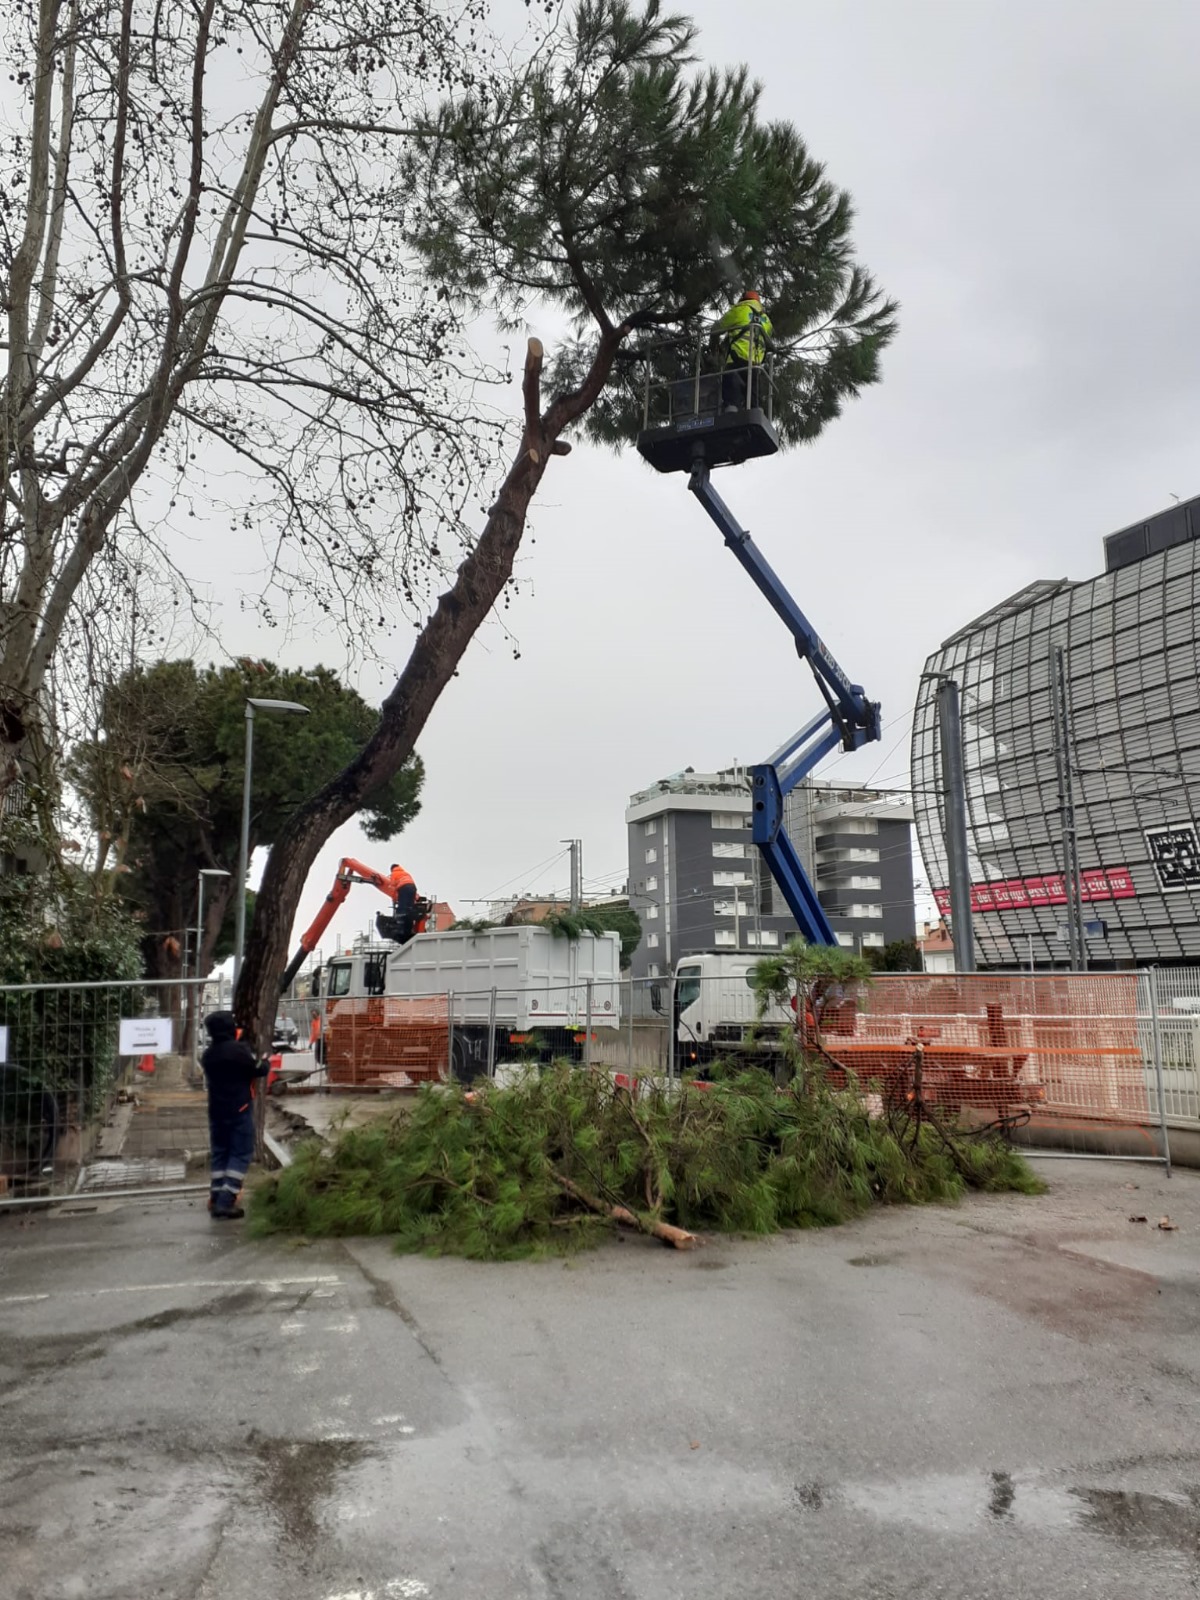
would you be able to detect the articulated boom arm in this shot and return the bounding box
[279,858,398,992]
[688,461,882,946]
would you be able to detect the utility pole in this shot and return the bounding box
[561,838,582,912]
[936,677,976,973]
[1051,645,1088,972]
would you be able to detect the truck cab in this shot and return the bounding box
[670,951,794,1068]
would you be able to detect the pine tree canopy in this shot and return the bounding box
[404,0,898,449]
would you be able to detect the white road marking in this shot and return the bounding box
[326,1583,431,1600]
[326,1317,360,1334]
[372,1414,416,1435]
[0,1274,341,1306]
[279,1319,307,1335]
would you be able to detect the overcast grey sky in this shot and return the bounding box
[213,0,1200,955]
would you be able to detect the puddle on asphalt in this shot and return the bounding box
[846,1254,898,1268]
[794,1469,1200,1551]
[252,1435,373,1547]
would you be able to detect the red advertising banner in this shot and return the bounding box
[933,867,1135,917]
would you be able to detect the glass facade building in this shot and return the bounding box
[912,494,1200,967]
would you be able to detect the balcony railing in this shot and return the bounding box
[2,776,28,818]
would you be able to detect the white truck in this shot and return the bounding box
[657,951,793,1069]
[315,925,622,1082]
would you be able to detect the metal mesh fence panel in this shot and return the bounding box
[0,977,213,1202]
[1137,968,1200,1125]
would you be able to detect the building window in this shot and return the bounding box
[834,817,879,836]
[846,903,884,919]
[711,811,746,831]
[816,846,880,864]
[645,875,658,892]
[861,932,885,949]
[646,963,660,978]
[647,933,659,949]
[645,848,657,864]
[836,932,856,948]
[714,929,736,946]
[712,870,750,887]
[713,900,738,917]
[713,842,746,860]
[846,875,882,891]
[750,929,779,947]
[646,904,659,920]
[644,819,657,837]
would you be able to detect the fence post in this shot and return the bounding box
[627,977,634,1078]
[447,989,456,1084]
[486,986,497,1080]
[584,980,593,1071]
[1148,966,1172,1177]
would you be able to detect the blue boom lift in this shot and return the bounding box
[635,341,881,945]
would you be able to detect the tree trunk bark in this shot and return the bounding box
[236,334,623,1050]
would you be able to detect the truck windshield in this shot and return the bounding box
[676,968,701,1010]
[327,964,352,997]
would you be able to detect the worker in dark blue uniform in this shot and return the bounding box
[201,1011,265,1219]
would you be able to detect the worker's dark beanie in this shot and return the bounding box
[204,1010,237,1040]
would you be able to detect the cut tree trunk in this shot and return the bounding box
[553,1172,698,1250]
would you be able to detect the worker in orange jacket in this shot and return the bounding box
[389,863,426,941]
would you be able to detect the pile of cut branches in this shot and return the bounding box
[249,1063,1042,1260]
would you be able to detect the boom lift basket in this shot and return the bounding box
[635,334,780,474]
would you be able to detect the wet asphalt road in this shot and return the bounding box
[3,1159,1200,1599]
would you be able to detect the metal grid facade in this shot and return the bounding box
[912,531,1200,967]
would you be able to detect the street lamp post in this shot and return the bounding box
[196,868,232,982]
[233,697,310,994]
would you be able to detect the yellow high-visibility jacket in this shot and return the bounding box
[715,300,774,364]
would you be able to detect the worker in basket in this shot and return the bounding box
[715,289,773,412]
[388,862,428,941]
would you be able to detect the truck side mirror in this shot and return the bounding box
[649,983,663,1014]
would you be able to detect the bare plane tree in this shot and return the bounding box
[1,0,502,798]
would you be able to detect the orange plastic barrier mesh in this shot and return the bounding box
[324,996,450,1087]
[824,973,1151,1125]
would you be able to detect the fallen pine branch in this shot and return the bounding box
[553,1171,697,1250]
[248,1060,1044,1260]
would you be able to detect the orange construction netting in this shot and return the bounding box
[323,996,450,1087]
[811,973,1149,1126]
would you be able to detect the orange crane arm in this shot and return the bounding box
[279,858,397,991]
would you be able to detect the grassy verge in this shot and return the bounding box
[249,1063,1044,1260]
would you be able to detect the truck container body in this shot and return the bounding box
[385,925,621,1029]
[317,927,621,1084]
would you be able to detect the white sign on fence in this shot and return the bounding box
[118,1017,173,1057]
[0,1024,7,1064]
